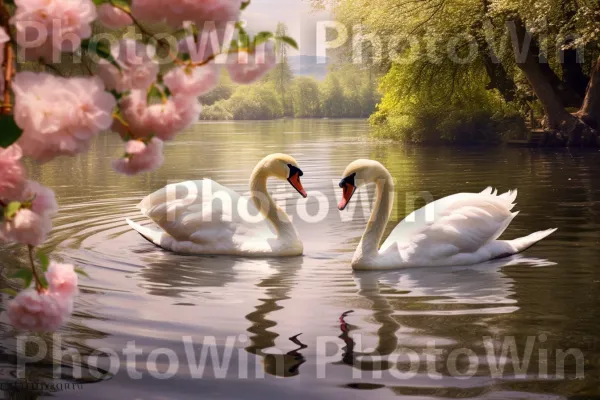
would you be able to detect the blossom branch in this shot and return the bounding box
[109,0,185,66]
[27,245,43,292]
[0,0,13,114]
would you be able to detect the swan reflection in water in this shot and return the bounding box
[337,256,555,371]
[243,257,308,377]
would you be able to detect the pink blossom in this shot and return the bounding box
[125,140,146,154]
[97,3,133,29]
[46,262,79,298]
[111,117,130,140]
[0,181,56,246]
[119,90,149,138]
[20,181,59,217]
[112,138,164,175]
[226,41,277,84]
[188,0,242,25]
[145,96,202,141]
[12,72,116,162]
[2,208,52,246]
[11,0,97,61]
[96,40,159,93]
[163,63,220,97]
[119,91,202,141]
[130,0,163,23]
[7,289,70,332]
[0,145,26,202]
[132,0,241,28]
[173,95,203,134]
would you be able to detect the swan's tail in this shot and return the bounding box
[491,228,557,259]
[126,218,167,248]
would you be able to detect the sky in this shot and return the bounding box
[242,0,332,56]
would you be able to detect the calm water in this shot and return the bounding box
[1,119,600,399]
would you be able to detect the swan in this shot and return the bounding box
[126,153,307,256]
[337,159,557,270]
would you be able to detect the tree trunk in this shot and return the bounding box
[507,17,597,146]
[507,18,571,127]
[562,47,589,100]
[475,2,517,102]
[577,55,600,130]
[476,37,517,102]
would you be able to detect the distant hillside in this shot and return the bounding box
[287,55,330,79]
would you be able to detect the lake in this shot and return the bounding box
[1,119,599,399]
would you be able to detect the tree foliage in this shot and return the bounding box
[320,0,600,145]
[201,65,380,120]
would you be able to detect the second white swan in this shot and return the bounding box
[338,159,557,270]
[127,153,307,256]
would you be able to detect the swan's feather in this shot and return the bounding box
[128,179,303,256]
[362,188,556,270]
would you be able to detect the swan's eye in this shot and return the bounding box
[288,164,303,177]
[339,173,356,188]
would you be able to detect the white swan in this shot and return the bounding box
[126,153,307,256]
[338,159,557,270]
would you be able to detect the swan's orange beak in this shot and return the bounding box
[288,172,307,198]
[338,182,356,211]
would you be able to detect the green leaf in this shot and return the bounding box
[81,39,121,71]
[11,269,33,289]
[276,35,299,50]
[254,32,274,47]
[238,31,250,50]
[241,0,250,10]
[146,85,164,103]
[38,274,49,290]
[110,0,130,8]
[0,288,18,297]
[75,268,90,278]
[4,202,22,220]
[0,114,24,148]
[235,22,248,41]
[37,251,50,272]
[93,0,129,8]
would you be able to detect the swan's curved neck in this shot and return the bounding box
[354,169,394,263]
[249,165,295,238]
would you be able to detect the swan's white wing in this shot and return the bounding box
[381,188,518,261]
[138,179,274,244]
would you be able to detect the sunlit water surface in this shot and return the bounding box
[1,120,600,399]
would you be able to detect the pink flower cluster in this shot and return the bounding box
[163,63,220,98]
[1,179,58,247]
[132,0,241,28]
[108,47,205,175]
[97,3,133,29]
[119,90,202,141]
[112,138,165,175]
[0,145,26,202]
[96,40,159,93]
[1,145,58,246]
[11,0,97,61]
[12,72,117,163]
[7,262,78,332]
